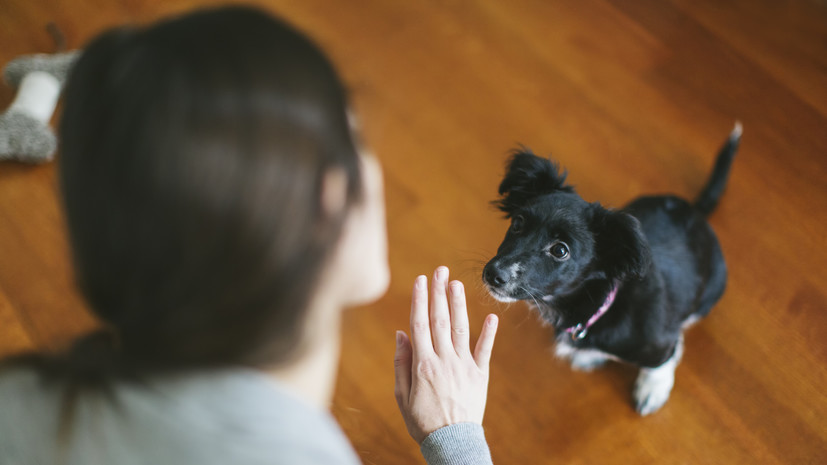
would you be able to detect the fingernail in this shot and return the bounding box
[395,331,403,347]
[415,275,426,290]
[436,266,448,281]
[451,281,463,294]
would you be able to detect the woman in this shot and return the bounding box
[0,6,498,465]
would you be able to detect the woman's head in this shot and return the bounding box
[57,6,388,373]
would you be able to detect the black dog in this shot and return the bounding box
[483,124,740,415]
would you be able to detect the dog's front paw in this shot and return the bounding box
[633,367,675,415]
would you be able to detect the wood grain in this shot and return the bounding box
[1,0,825,463]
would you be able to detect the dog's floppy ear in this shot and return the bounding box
[590,205,652,280]
[494,148,574,217]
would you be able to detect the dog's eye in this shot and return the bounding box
[548,242,570,260]
[511,215,525,234]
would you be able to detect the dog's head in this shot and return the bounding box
[483,149,651,311]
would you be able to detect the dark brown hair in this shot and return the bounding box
[5,6,363,385]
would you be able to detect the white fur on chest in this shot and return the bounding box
[554,336,620,371]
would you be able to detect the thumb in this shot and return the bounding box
[393,331,413,407]
[473,314,499,370]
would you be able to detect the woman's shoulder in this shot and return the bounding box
[0,366,362,465]
[0,364,63,412]
[0,365,65,463]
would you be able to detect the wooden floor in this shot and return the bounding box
[2,0,826,463]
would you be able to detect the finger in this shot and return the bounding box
[473,314,499,369]
[393,331,413,407]
[410,275,434,358]
[430,266,454,355]
[449,280,470,355]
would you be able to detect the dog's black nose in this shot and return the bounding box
[483,264,508,287]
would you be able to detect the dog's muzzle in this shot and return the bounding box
[482,261,522,302]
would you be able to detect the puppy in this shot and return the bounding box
[483,124,741,415]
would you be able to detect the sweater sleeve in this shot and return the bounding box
[419,423,493,465]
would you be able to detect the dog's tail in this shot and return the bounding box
[693,122,741,217]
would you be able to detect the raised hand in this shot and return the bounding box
[394,266,499,443]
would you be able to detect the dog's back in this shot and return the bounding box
[623,123,741,327]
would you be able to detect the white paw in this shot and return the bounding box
[633,367,675,415]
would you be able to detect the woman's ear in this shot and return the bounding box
[494,148,574,217]
[321,167,348,218]
[590,205,652,280]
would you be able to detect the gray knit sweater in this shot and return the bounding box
[0,367,492,465]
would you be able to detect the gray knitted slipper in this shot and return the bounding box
[3,50,80,87]
[0,110,57,163]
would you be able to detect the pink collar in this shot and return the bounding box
[566,281,619,341]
